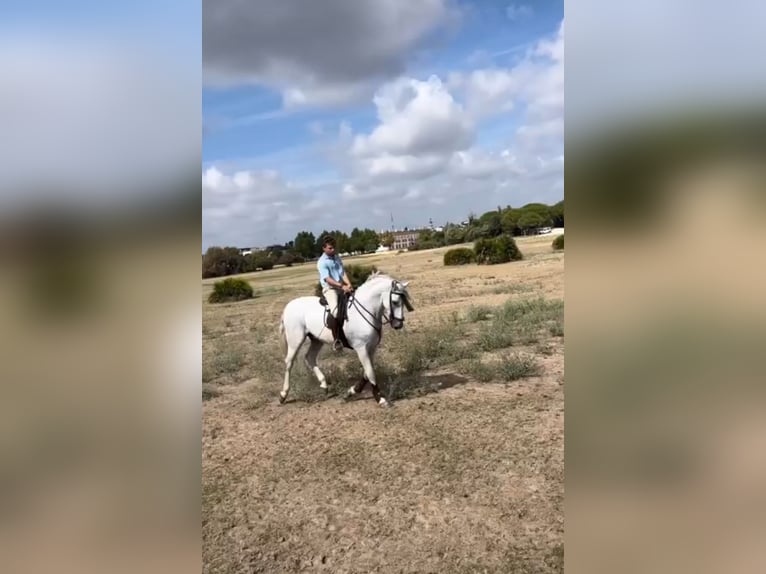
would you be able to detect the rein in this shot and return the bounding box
[348,294,384,337]
[347,280,412,337]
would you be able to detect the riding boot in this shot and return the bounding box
[329,315,343,351]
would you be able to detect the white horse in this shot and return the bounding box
[277,272,414,408]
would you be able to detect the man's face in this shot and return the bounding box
[323,243,335,256]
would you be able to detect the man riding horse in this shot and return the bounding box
[316,235,353,351]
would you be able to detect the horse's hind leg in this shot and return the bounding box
[280,332,305,404]
[304,336,328,392]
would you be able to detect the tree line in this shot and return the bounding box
[406,200,563,251]
[202,200,563,278]
[202,227,382,278]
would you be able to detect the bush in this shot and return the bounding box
[208,278,254,303]
[474,235,523,265]
[277,252,302,267]
[314,264,378,296]
[552,234,564,250]
[202,246,247,278]
[443,247,475,266]
[255,258,274,271]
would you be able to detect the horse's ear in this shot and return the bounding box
[401,281,409,288]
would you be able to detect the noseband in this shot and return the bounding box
[350,280,414,336]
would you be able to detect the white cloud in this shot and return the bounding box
[450,67,521,118]
[202,19,566,249]
[203,0,458,108]
[449,150,524,179]
[352,76,474,158]
[344,21,564,187]
[364,153,451,180]
[346,75,474,184]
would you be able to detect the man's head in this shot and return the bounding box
[322,236,336,256]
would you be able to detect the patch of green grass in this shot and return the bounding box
[457,358,497,382]
[476,324,516,351]
[549,320,564,337]
[465,305,493,322]
[477,297,563,350]
[457,353,542,383]
[393,323,476,374]
[535,341,555,356]
[204,349,246,383]
[495,353,542,381]
[288,354,360,403]
[489,283,533,295]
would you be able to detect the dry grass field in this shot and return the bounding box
[202,234,564,573]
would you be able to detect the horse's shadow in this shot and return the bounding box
[345,372,471,403]
[284,368,471,406]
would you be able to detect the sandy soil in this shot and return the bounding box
[203,234,564,573]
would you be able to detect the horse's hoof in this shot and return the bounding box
[378,399,392,408]
[278,393,287,404]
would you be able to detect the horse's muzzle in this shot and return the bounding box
[391,318,404,329]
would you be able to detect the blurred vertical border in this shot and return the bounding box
[566,1,766,573]
[0,3,201,574]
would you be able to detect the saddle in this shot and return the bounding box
[318,290,352,350]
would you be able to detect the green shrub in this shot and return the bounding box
[552,234,564,250]
[314,264,378,296]
[208,278,254,303]
[256,258,274,270]
[474,235,523,265]
[443,247,475,266]
[277,252,302,266]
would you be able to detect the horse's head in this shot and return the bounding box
[383,279,415,330]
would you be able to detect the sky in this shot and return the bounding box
[202,1,565,249]
[0,0,200,212]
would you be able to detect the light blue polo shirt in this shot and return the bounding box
[317,253,345,289]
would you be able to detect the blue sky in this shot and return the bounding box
[202,1,565,249]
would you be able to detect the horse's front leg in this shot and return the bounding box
[349,345,389,408]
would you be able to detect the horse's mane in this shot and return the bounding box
[363,270,393,283]
[356,271,397,294]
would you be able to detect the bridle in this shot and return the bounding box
[348,280,414,337]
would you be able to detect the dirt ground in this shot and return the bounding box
[202,235,564,573]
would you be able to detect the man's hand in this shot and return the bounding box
[342,284,353,293]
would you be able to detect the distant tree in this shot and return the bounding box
[293,231,317,259]
[379,231,395,248]
[519,203,553,227]
[418,229,434,244]
[444,224,467,245]
[550,200,564,227]
[517,211,546,234]
[363,231,379,252]
[202,246,247,278]
[501,208,521,236]
[477,211,503,237]
[277,252,301,267]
